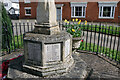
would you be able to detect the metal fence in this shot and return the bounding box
[1,21,120,64]
[59,21,120,64]
[1,22,35,56]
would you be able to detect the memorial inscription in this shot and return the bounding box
[28,42,42,62]
[45,43,61,62]
[65,39,70,57]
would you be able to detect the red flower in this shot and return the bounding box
[81,40,84,42]
[2,60,9,71]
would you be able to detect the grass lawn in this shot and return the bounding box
[1,35,23,53]
[79,41,120,62]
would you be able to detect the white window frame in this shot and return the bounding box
[24,7,31,16]
[24,0,31,3]
[70,2,87,18]
[98,2,118,19]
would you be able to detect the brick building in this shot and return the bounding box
[19,0,120,23]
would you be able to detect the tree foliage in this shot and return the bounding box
[1,4,13,49]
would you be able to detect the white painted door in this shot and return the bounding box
[56,7,62,21]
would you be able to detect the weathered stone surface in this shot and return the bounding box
[65,39,70,58]
[45,43,61,62]
[24,31,72,43]
[37,0,57,26]
[22,31,74,77]
[7,52,88,79]
[28,42,42,62]
[33,25,60,35]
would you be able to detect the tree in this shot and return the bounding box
[1,3,12,51]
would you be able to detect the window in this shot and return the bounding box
[99,6,115,18]
[71,2,87,18]
[25,7,31,16]
[98,2,118,19]
[24,0,31,3]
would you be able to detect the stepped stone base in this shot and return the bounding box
[22,56,74,77]
[7,52,88,79]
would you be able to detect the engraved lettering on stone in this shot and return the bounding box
[45,43,61,62]
[28,42,42,63]
[65,39,70,57]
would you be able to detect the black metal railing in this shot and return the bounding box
[1,22,35,56]
[59,21,120,64]
[1,21,120,64]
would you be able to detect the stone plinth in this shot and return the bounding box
[22,31,74,77]
[33,24,60,35]
[8,30,74,78]
[7,0,74,78]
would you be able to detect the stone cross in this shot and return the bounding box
[37,0,57,26]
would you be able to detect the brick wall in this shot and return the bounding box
[19,2,38,19]
[20,1,120,23]
[118,2,120,23]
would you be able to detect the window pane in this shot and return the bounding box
[75,7,82,16]
[26,9,31,14]
[75,7,79,11]
[100,7,102,17]
[72,7,74,16]
[103,7,111,17]
[83,6,85,16]
[112,7,114,17]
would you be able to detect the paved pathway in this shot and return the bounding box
[78,52,120,79]
[1,50,120,79]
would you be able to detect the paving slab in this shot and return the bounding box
[78,52,120,79]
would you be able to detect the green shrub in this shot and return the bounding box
[1,4,12,49]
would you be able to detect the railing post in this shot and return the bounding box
[118,32,120,76]
[96,22,101,54]
[118,31,120,65]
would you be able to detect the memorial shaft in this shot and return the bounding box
[37,0,57,26]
